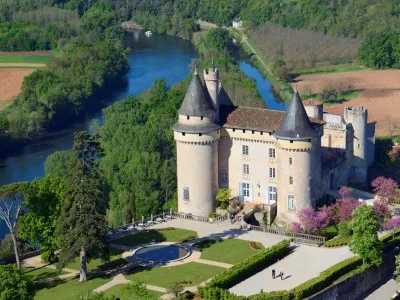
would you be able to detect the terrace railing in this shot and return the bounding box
[173,212,229,223]
[0,250,42,265]
[244,224,325,245]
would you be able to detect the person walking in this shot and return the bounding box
[272,269,276,279]
[279,271,284,280]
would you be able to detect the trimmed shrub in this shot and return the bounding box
[207,240,290,289]
[198,286,246,300]
[323,235,352,247]
[338,221,352,237]
[248,290,292,300]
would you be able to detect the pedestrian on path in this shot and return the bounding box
[272,269,276,279]
[279,271,283,279]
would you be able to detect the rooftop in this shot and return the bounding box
[220,105,324,132]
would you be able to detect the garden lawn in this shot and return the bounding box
[0,55,54,64]
[103,283,164,299]
[112,228,197,247]
[34,276,111,300]
[65,248,127,271]
[124,262,225,287]
[194,238,264,264]
[24,267,66,281]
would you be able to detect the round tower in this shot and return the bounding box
[173,67,220,217]
[344,107,368,184]
[203,60,220,122]
[274,91,322,226]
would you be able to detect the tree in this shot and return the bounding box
[389,147,400,162]
[19,174,66,262]
[335,198,361,222]
[58,131,109,282]
[167,282,184,298]
[216,188,232,203]
[372,200,391,221]
[44,150,73,180]
[383,218,400,238]
[350,205,383,266]
[338,186,353,198]
[294,207,330,233]
[371,176,399,202]
[0,264,35,300]
[0,182,30,269]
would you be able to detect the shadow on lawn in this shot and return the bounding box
[112,230,168,247]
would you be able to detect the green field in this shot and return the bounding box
[111,228,197,247]
[194,239,264,264]
[124,262,224,287]
[0,54,55,64]
[295,64,367,76]
[24,267,66,281]
[304,90,360,104]
[65,248,127,271]
[34,276,112,300]
[103,283,164,299]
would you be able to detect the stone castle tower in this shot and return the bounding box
[172,65,220,216]
[344,107,368,184]
[273,91,322,225]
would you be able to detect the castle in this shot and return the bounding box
[173,64,375,226]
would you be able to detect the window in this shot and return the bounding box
[220,171,228,183]
[187,116,190,120]
[242,183,250,197]
[269,148,276,158]
[182,133,185,136]
[289,176,293,185]
[243,164,249,175]
[288,195,295,210]
[252,130,255,134]
[201,116,204,120]
[242,129,245,133]
[269,186,277,204]
[260,132,263,135]
[233,128,235,132]
[199,133,202,136]
[242,145,249,156]
[289,158,293,166]
[290,140,293,143]
[183,187,189,201]
[269,167,276,178]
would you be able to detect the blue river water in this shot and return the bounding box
[0,31,284,239]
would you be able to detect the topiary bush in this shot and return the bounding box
[248,290,292,300]
[198,286,246,300]
[338,221,352,237]
[323,235,352,247]
[207,240,290,289]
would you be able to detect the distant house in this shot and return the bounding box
[232,18,242,28]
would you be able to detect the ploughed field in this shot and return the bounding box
[0,51,55,108]
[293,70,400,136]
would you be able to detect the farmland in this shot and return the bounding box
[293,70,400,136]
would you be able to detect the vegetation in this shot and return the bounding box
[350,205,383,266]
[65,248,127,271]
[19,174,65,263]
[358,28,400,69]
[0,234,32,263]
[0,265,35,300]
[57,132,109,282]
[194,239,264,265]
[205,240,290,289]
[167,282,184,298]
[394,254,400,282]
[103,282,163,300]
[111,228,197,247]
[24,267,64,281]
[0,182,30,269]
[0,54,55,64]
[323,235,352,248]
[216,188,231,209]
[124,262,225,288]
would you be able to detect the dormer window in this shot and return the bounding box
[243,129,245,133]
[290,140,293,143]
[201,116,204,120]
[187,116,190,120]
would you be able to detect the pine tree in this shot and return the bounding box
[58,131,109,282]
[349,205,383,266]
[394,254,400,282]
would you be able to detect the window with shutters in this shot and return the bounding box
[288,194,295,210]
[269,167,276,178]
[269,186,277,204]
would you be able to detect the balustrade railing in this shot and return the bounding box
[244,224,325,245]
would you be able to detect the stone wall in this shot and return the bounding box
[310,250,396,300]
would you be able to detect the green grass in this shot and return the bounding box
[65,248,127,271]
[24,267,66,281]
[323,235,352,247]
[103,283,164,299]
[111,228,197,247]
[194,239,264,264]
[304,90,360,103]
[0,55,54,64]
[0,66,45,69]
[124,262,225,288]
[295,64,367,76]
[34,276,112,300]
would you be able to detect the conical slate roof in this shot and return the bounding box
[178,71,215,119]
[273,91,318,140]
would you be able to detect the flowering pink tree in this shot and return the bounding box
[373,200,391,220]
[384,218,400,238]
[335,198,361,221]
[291,222,302,233]
[295,207,330,234]
[371,176,399,203]
[338,186,353,199]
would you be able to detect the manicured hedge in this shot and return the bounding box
[323,235,352,247]
[247,290,292,300]
[290,256,362,299]
[198,286,246,300]
[207,240,290,289]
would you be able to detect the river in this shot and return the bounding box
[0,31,284,239]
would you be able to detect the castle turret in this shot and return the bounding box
[274,91,322,226]
[344,107,368,184]
[173,67,220,216]
[203,60,220,121]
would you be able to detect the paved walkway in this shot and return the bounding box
[365,278,400,300]
[229,245,354,296]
